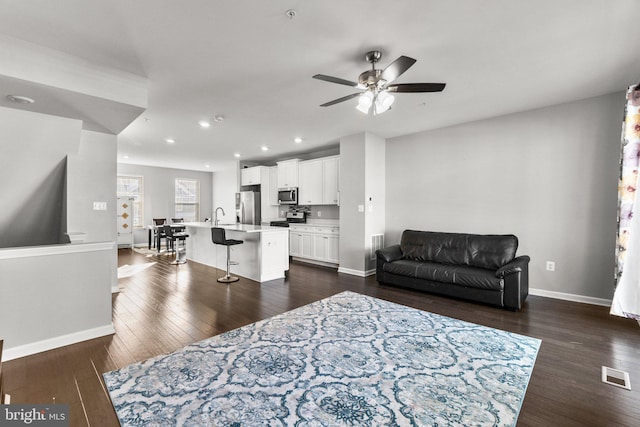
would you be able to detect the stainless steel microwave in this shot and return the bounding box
[278,187,298,205]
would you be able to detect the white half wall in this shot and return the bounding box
[385,92,624,301]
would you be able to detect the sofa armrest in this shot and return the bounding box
[495,255,530,278]
[496,255,530,311]
[376,245,403,263]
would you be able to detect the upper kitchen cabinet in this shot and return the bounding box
[323,156,339,205]
[277,159,300,188]
[241,165,263,186]
[298,156,340,205]
[299,159,323,205]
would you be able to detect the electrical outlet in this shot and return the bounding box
[358,204,364,212]
[546,261,555,272]
[317,211,322,217]
[93,201,107,211]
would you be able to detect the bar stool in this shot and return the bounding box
[164,225,189,264]
[211,227,243,283]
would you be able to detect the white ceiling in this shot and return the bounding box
[1,0,639,172]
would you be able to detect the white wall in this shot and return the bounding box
[364,133,386,271]
[386,92,623,301]
[339,132,386,274]
[0,106,81,247]
[212,167,238,224]
[117,163,214,245]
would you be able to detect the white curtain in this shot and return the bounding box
[611,84,640,321]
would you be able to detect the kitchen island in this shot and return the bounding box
[183,222,289,282]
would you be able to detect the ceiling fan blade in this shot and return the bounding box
[379,56,417,84]
[313,74,359,87]
[386,83,446,93]
[320,92,361,107]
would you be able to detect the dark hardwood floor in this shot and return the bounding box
[3,248,640,426]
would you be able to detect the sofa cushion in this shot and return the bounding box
[415,262,504,291]
[400,230,518,270]
[383,260,504,291]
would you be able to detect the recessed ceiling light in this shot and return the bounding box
[261,146,269,151]
[234,153,241,158]
[123,155,129,159]
[294,137,303,143]
[165,138,175,144]
[204,163,210,168]
[198,120,211,128]
[7,95,35,104]
[213,115,225,123]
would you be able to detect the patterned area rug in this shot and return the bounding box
[103,291,540,426]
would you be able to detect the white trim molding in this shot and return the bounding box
[338,267,376,277]
[529,288,612,307]
[2,324,115,361]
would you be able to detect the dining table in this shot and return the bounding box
[147,223,186,252]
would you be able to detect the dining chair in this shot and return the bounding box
[153,218,167,251]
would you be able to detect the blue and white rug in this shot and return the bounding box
[103,291,540,426]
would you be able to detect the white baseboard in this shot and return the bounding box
[529,288,612,307]
[2,324,116,361]
[337,267,376,277]
[291,257,338,269]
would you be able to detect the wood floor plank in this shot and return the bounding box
[2,248,639,426]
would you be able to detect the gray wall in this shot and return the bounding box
[117,163,214,245]
[385,92,623,300]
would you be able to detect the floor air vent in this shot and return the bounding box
[371,234,384,260]
[601,366,631,390]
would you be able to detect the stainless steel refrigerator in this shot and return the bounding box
[235,191,261,225]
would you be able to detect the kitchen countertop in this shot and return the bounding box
[183,222,287,233]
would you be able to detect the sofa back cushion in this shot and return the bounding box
[400,230,518,270]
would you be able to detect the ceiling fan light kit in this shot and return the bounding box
[313,50,445,115]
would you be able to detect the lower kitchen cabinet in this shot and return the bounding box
[289,225,339,265]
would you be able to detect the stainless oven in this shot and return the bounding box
[278,187,298,205]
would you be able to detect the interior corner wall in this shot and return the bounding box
[67,130,117,243]
[385,92,624,300]
[0,106,81,248]
[339,133,367,273]
[117,163,214,245]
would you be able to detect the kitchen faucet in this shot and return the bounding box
[214,207,225,226]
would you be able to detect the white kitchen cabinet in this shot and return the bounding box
[323,156,339,205]
[269,166,278,205]
[289,224,339,266]
[326,236,339,263]
[290,231,302,256]
[241,166,263,186]
[299,159,323,205]
[297,156,339,206]
[277,159,299,188]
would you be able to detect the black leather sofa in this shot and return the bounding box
[376,230,530,310]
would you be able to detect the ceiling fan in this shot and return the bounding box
[313,50,446,115]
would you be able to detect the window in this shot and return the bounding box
[175,178,200,222]
[117,175,144,227]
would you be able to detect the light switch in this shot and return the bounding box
[93,201,107,211]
